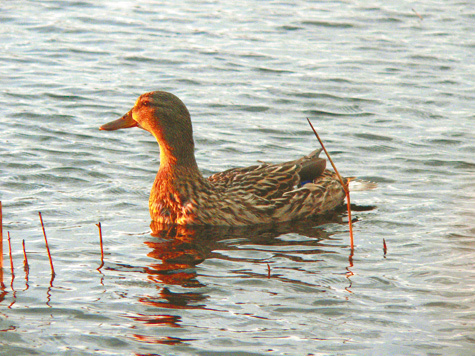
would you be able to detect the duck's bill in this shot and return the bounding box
[100,111,137,131]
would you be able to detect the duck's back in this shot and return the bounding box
[203,149,346,225]
[208,162,300,200]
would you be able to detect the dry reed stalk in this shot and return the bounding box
[22,239,29,289]
[6,231,15,298]
[22,239,29,272]
[412,8,423,21]
[6,232,16,307]
[306,118,354,249]
[39,212,55,276]
[96,222,104,270]
[7,232,14,276]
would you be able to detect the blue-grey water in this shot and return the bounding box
[1,1,474,355]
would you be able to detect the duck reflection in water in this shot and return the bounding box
[146,214,346,277]
[124,213,351,345]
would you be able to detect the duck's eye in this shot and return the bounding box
[136,96,152,107]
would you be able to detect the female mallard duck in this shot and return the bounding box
[100,91,346,226]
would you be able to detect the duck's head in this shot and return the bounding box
[100,91,197,168]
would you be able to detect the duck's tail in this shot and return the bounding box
[348,179,378,191]
[298,149,378,192]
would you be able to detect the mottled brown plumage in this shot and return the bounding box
[100,91,346,226]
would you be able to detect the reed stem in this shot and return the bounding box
[39,212,55,276]
[96,223,104,270]
[306,118,354,249]
[22,239,29,272]
[7,232,14,277]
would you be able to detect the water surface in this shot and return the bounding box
[1,1,474,355]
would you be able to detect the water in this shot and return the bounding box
[1,1,474,355]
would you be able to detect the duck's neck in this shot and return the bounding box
[159,143,198,172]
[156,141,205,190]
[150,142,208,223]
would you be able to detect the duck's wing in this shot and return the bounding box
[207,149,326,200]
[273,170,346,221]
[208,163,299,200]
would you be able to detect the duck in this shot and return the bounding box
[100,91,346,226]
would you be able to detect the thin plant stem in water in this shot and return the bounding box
[39,212,55,276]
[412,8,423,21]
[22,239,29,272]
[306,118,354,250]
[22,239,29,290]
[96,222,104,271]
[7,232,14,289]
